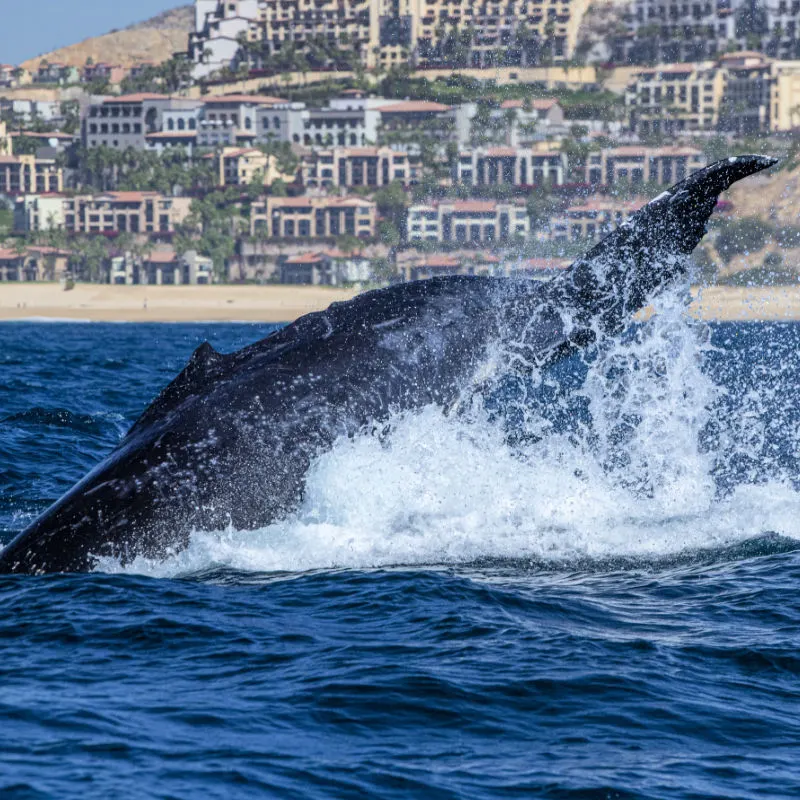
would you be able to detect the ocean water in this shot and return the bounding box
[1,302,800,798]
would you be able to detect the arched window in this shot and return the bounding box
[293,134,300,143]
[350,134,357,145]
[303,134,310,145]
[263,117,270,129]
[178,118,186,130]
[189,118,196,130]
[273,116,280,128]
[245,117,252,129]
[167,118,175,131]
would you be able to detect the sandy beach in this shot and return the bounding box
[0,283,361,323]
[2,282,800,323]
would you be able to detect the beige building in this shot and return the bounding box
[302,147,421,190]
[548,199,641,244]
[453,147,566,187]
[627,52,800,136]
[281,249,373,285]
[251,196,378,239]
[189,0,592,78]
[407,200,530,244]
[0,245,70,282]
[0,154,63,195]
[62,193,192,235]
[208,147,296,187]
[626,62,724,136]
[583,146,707,186]
[0,121,11,156]
[110,248,214,285]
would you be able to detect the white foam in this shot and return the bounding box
[99,285,800,579]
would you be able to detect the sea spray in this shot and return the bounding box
[101,283,800,578]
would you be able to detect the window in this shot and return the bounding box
[178,118,186,131]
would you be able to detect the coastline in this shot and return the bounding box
[2,283,800,323]
[0,284,361,323]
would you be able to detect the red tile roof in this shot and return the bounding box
[486,147,518,157]
[376,100,451,113]
[449,200,499,213]
[204,94,286,105]
[146,131,198,139]
[146,250,178,264]
[500,98,559,110]
[520,257,570,271]
[100,191,159,202]
[286,252,325,264]
[420,255,461,269]
[10,130,75,140]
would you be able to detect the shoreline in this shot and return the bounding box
[0,284,361,323]
[2,283,800,323]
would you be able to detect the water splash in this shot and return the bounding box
[101,283,800,579]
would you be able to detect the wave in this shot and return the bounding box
[2,407,125,435]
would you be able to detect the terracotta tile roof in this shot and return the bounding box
[336,147,380,157]
[605,146,648,157]
[321,248,358,258]
[0,248,22,260]
[100,191,159,202]
[376,100,451,113]
[204,94,286,105]
[221,147,262,158]
[520,257,570,270]
[270,197,313,207]
[486,147,518,157]
[719,50,768,60]
[146,249,178,264]
[286,252,325,264]
[500,98,559,110]
[449,200,499,213]
[420,255,461,268]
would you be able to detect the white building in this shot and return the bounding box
[188,0,259,80]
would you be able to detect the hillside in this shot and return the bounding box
[20,5,193,72]
[724,162,800,227]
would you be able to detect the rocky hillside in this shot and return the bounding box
[20,5,193,71]
[724,162,800,227]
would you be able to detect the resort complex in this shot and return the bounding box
[0,0,798,286]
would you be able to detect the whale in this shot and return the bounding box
[0,155,776,574]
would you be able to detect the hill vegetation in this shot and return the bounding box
[19,5,192,71]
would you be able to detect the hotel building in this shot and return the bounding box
[250,195,378,238]
[406,200,530,244]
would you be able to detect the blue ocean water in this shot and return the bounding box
[1,318,800,798]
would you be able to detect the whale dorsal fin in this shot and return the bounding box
[125,341,227,439]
